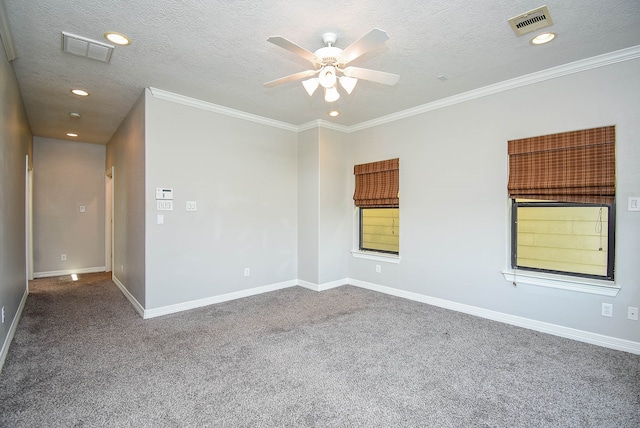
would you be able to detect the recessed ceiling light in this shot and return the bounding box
[67,133,78,137]
[328,110,340,117]
[69,112,81,118]
[104,32,131,46]
[71,89,89,96]
[531,32,556,45]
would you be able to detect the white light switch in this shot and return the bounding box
[629,197,640,211]
[186,201,197,211]
[157,214,164,225]
[79,205,86,213]
[157,200,173,211]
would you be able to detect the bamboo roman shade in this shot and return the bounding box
[353,158,399,207]
[507,126,615,204]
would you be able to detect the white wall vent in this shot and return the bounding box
[508,6,553,36]
[62,32,114,63]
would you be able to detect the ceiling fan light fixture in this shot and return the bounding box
[324,86,340,102]
[339,76,358,94]
[302,78,319,96]
[318,66,337,89]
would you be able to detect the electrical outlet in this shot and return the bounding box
[244,268,250,277]
[601,303,613,317]
[1,306,5,323]
[121,265,125,274]
[628,307,638,321]
[375,264,381,273]
[61,253,67,261]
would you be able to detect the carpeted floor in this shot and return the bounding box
[1,272,639,427]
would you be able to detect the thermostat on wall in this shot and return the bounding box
[156,187,174,200]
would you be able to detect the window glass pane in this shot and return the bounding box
[361,208,399,254]
[515,202,609,277]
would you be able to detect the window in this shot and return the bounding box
[507,126,616,280]
[353,158,399,255]
[511,200,615,280]
[360,207,399,254]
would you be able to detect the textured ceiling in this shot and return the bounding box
[3,0,640,144]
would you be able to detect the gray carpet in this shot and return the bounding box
[1,273,638,427]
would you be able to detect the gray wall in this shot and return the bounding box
[76,55,639,349]
[105,91,146,307]
[144,93,298,309]
[0,46,32,367]
[317,127,349,285]
[297,128,320,284]
[347,58,640,343]
[297,127,350,287]
[32,138,105,275]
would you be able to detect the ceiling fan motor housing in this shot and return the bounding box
[314,46,343,67]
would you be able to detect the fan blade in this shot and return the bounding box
[343,66,399,85]
[263,70,318,88]
[267,36,320,64]
[340,28,390,64]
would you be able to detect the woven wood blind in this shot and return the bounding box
[353,158,399,207]
[508,126,615,204]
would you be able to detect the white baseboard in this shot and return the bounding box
[34,266,106,278]
[112,274,145,318]
[0,287,29,373]
[348,279,640,355]
[298,278,347,292]
[107,273,638,355]
[143,279,298,319]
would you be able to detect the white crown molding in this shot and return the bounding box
[149,87,299,132]
[297,119,350,133]
[150,45,640,135]
[347,45,640,133]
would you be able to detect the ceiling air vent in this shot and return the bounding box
[62,32,114,63]
[508,5,553,36]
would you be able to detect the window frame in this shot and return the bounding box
[358,206,400,255]
[510,199,616,281]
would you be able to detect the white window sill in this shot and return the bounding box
[501,269,620,297]
[351,250,401,264]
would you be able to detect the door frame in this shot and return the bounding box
[105,166,114,273]
[25,155,33,283]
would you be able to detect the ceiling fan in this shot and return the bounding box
[264,28,399,102]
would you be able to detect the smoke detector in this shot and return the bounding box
[508,6,553,36]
